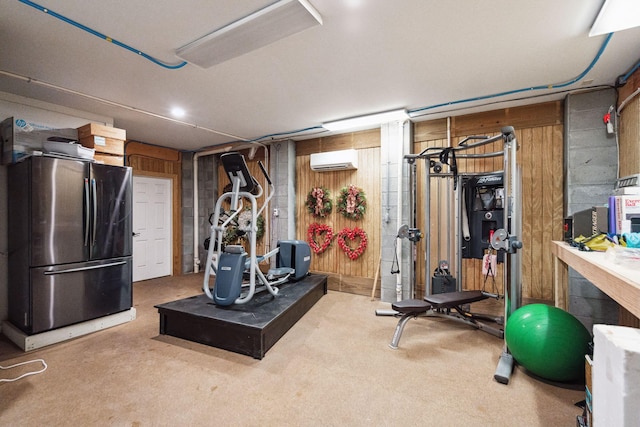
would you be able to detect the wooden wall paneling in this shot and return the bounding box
[296,129,380,156]
[520,128,533,300]
[450,101,562,137]
[364,147,381,277]
[518,124,565,301]
[413,120,563,302]
[296,104,565,300]
[295,136,381,296]
[297,153,337,276]
[503,102,563,131]
[296,140,321,157]
[619,94,640,177]
[529,127,545,299]
[516,125,565,300]
[618,70,640,101]
[616,72,640,325]
[126,141,183,276]
[550,125,565,299]
[413,118,448,141]
[126,141,181,162]
[541,126,559,300]
[321,134,354,154]
[452,110,508,137]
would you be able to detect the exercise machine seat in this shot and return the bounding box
[391,299,431,314]
[388,290,501,349]
[388,299,431,350]
[424,290,487,307]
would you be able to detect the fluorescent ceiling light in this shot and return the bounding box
[176,0,322,68]
[589,0,640,37]
[322,109,409,132]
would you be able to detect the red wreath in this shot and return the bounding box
[307,223,334,254]
[337,227,368,260]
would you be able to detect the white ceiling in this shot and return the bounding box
[1,0,639,151]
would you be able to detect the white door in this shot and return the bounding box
[132,176,172,282]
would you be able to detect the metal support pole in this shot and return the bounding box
[494,126,522,385]
[424,156,431,298]
[409,159,417,299]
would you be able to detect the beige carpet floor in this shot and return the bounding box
[1,273,585,426]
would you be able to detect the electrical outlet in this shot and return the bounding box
[273,208,279,217]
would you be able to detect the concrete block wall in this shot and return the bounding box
[564,88,619,331]
[269,141,296,246]
[183,145,292,274]
[181,152,217,274]
[181,152,195,274]
[198,154,217,273]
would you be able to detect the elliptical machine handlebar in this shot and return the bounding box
[258,160,272,185]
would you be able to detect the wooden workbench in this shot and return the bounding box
[551,241,640,324]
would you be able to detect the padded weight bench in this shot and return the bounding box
[388,290,504,349]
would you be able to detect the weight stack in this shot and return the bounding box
[432,274,456,294]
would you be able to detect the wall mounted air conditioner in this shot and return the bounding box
[310,149,358,172]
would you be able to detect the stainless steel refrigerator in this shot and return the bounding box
[8,155,133,335]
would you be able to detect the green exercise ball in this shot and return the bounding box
[505,304,591,382]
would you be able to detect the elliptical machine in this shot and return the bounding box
[203,151,310,306]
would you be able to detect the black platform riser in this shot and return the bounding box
[156,274,327,359]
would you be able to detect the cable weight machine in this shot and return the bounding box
[390,126,523,384]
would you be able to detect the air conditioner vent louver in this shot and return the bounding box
[310,149,358,172]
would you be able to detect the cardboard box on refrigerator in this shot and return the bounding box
[80,136,124,155]
[94,153,124,166]
[77,123,126,140]
[77,123,125,156]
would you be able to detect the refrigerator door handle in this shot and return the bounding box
[43,260,127,275]
[84,178,90,246]
[91,178,97,247]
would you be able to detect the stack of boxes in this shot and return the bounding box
[564,176,640,240]
[610,175,640,235]
[78,123,126,166]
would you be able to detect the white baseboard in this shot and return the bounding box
[1,308,137,352]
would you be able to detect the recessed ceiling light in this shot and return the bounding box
[171,107,186,118]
